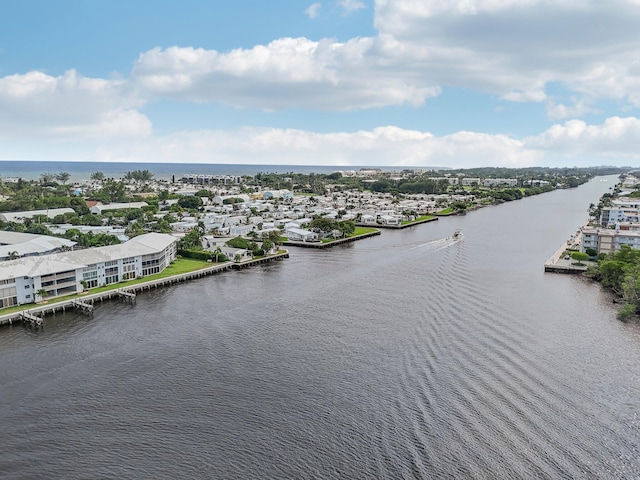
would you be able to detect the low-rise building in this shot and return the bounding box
[0,233,177,307]
[0,208,76,223]
[581,226,640,254]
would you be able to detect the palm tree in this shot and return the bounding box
[55,172,71,185]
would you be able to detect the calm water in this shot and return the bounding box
[1,176,639,479]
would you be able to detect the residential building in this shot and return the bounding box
[0,233,177,307]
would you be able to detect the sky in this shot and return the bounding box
[1,0,640,169]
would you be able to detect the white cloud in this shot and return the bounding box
[546,98,598,120]
[54,125,540,169]
[132,39,441,110]
[338,0,366,14]
[373,0,640,106]
[305,3,322,18]
[527,116,640,159]
[7,114,640,167]
[0,70,147,140]
[120,0,640,113]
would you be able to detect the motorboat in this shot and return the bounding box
[452,229,463,239]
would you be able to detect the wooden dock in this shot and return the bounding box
[116,289,137,303]
[20,311,43,327]
[72,299,94,315]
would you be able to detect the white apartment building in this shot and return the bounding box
[0,233,177,308]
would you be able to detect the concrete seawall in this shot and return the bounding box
[283,230,380,248]
[0,251,289,327]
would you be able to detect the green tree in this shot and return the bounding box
[90,171,105,182]
[177,196,203,210]
[55,172,71,185]
[99,180,127,203]
[571,251,590,265]
[310,217,336,233]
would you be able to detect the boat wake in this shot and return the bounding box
[409,233,463,253]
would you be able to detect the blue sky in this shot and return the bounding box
[1,0,640,168]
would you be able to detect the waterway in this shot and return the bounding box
[1,176,639,479]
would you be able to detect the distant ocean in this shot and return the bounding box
[0,161,432,182]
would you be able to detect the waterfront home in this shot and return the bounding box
[360,214,377,225]
[380,215,401,226]
[0,233,177,307]
[285,227,319,242]
[220,246,252,262]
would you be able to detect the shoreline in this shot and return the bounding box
[0,251,289,327]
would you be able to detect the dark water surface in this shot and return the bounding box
[1,176,639,479]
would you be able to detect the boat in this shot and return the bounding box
[452,229,463,239]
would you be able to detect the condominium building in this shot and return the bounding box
[0,233,177,308]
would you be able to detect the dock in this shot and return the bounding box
[20,311,43,328]
[116,289,137,303]
[72,299,94,315]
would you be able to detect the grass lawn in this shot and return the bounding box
[401,215,435,225]
[320,227,379,242]
[352,227,378,235]
[436,208,454,215]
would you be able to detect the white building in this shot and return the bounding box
[0,208,76,223]
[0,233,177,308]
[482,178,518,187]
[0,232,76,261]
[285,227,319,242]
[263,189,293,200]
[90,202,149,215]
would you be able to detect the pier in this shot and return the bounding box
[20,311,43,328]
[117,289,137,303]
[72,299,94,315]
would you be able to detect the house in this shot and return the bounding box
[229,225,255,236]
[0,208,76,223]
[380,215,401,226]
[220,246,252,262]
[285,227,319,242]
[263,189,293,200]
[360,214,377,225]
[90,202,149,215]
